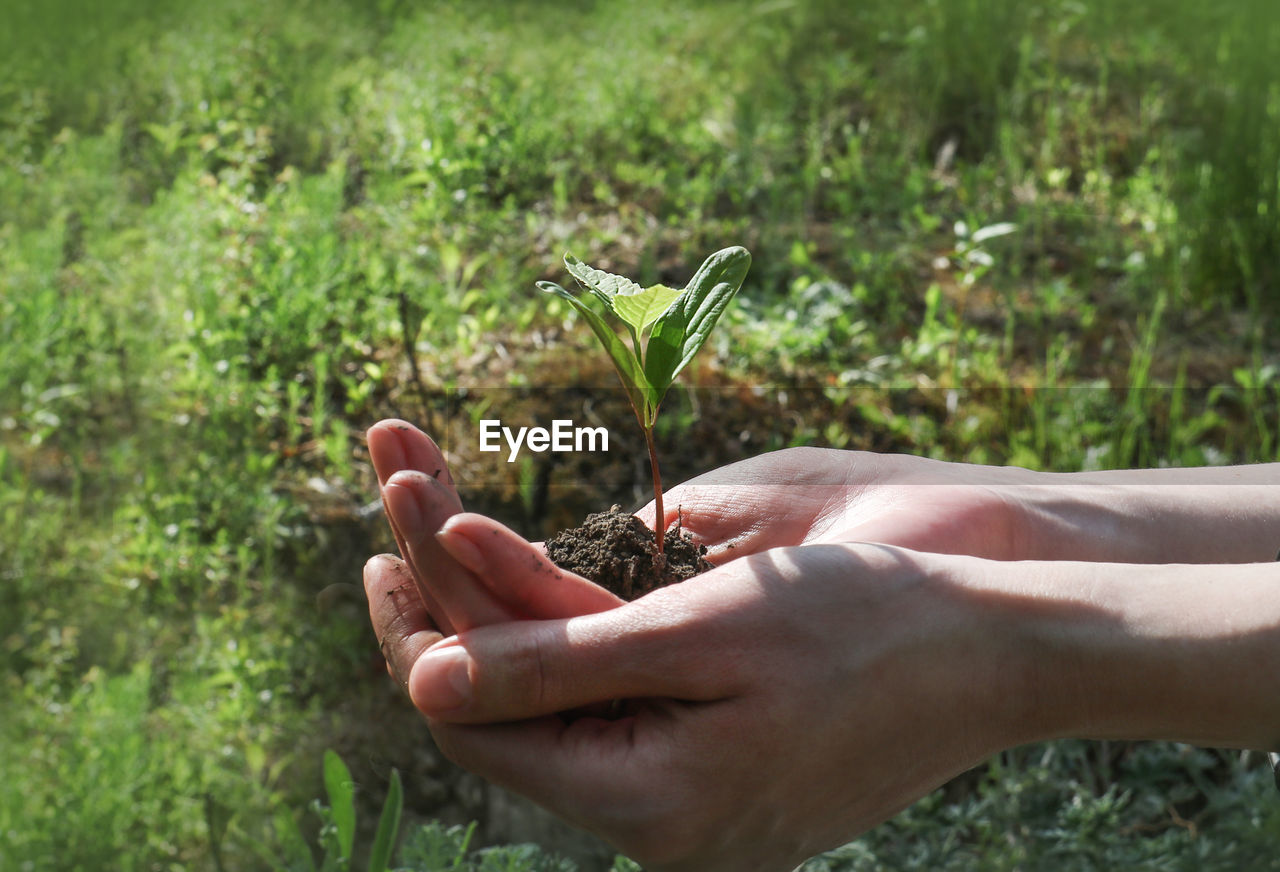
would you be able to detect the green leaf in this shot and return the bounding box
[367,769,403,872]
[564,253,645,311]
[612,283,683,335]
[537,281,657,423]
[270,809,317,872]
[323,750,356,862]
[644,246,751,413]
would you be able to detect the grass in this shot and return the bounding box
[3,0,1280,868]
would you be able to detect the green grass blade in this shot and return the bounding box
[537,280,656,423]
[645,246,751,404]
[322,750,356,862]
[453,821,477,869]
[367,769,403,872]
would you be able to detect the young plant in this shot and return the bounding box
[538,246,751,553]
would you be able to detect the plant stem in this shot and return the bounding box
[643,424,665,554]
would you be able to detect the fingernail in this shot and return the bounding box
[364,553,401,572]
[411,646,472,713]
[435,527,485,575]
[382,482,423,534]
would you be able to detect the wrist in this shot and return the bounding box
[983,559,1280,750]
[910,551,1061,751]
[1007,479,1143,562]
[1010,466,1280,563]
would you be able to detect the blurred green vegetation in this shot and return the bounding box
[3,0,1280,868]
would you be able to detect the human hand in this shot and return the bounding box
[373,541,1037,872]
[631,446,1035,561]
[372,539,1280,871]
[647,449,1280,565]
[362,427,1028,868]
[364,422,1280,870]
[364,423,1025,648]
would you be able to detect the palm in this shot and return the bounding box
[639,447,1023,562]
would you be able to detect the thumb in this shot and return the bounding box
[407,593,736,723]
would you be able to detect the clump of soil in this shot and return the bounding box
[545,505,711,601]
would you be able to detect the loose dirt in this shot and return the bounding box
[545,505,711,600]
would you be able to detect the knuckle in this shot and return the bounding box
[520,631,551,712]
[473,625,553,716]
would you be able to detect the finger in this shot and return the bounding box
[384,483,456,635]
[367,419,457,493]
[436,513,624,619]
[367,420,457,632]
[364,554,444,693]
[384,470,516,632]
[407,591,739,723]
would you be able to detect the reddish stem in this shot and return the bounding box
[644,425,665,554]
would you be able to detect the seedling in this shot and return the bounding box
[538,246,751,553]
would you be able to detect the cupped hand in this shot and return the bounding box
[367,418,1035,638]
[363,419,1038,710]
[636,447,1034,562]
[374,541,1034,872]
[362,421,1038,869]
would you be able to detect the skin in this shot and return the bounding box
[363,419,1280,872]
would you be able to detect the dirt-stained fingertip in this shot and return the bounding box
[364,552,400,573]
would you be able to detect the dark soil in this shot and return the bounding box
[545,505,711,600]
